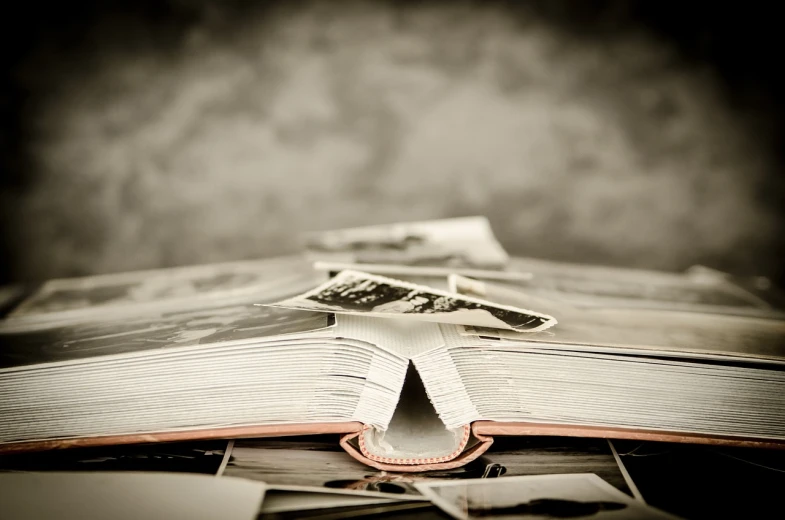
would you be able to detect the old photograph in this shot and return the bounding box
[313,261,532,283]
[415,473,677,520]
[267,270,556,332]
[223,436,631,498]
[304,217,510,269]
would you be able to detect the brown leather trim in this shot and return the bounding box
[339,428,494,472]
[0,422,365,454]
[357,424,473,466]
[471,421,785,450]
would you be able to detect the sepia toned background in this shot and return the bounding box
[2,1,783,284]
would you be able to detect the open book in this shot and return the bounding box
[1,250,784,472]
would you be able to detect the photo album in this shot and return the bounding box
[1,216,784,472]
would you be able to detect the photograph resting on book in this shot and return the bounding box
[4,256,325,329]
[264,270,557,333]
[449,274,785,363]
[303,216,510,269]
[504,257,783,316]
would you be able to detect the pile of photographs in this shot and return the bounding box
[0,435,676,519]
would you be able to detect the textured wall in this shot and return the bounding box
[2,1,783,282]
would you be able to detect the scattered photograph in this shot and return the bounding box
[265,270,556,333]
[0,305,331,371]
[223,436,631,499]
[303,216,510,269]
[415,473,680,520]
[0,440,231,475]
[259,485,416,515]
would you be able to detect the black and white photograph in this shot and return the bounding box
[223,436,633,497]
[1,1,784,518]
[267,270,556,332]
[415,473,679,520]
[304,217,510,269]
[8,257,321,322]
[313,261,532,284]
[0,305,331,371]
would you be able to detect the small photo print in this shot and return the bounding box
[303,216,510,269]
[415,473,681,520]
[265,270,557,333]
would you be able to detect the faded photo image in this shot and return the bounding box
[8,257,320,320]
[268,270,556,332]
[415,473,678,520]
[304,217,510,269]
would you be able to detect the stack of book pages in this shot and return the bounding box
[1,217,783,471]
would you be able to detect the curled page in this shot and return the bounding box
[263,270,556,333]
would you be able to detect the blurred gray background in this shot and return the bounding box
[1,1,784,284]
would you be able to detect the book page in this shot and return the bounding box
[0,305,332,371]
[334,315,444,358]
[6,256,324,326]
